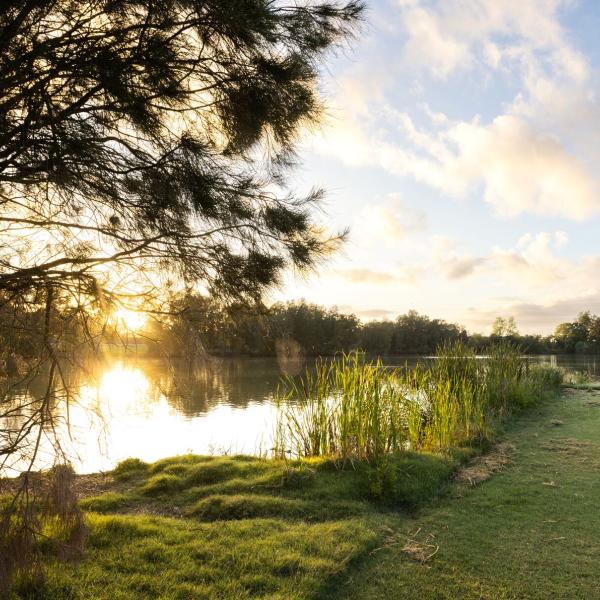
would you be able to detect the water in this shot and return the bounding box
[2,354,597,474]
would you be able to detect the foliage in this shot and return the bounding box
[0,466,86,597]
[152,299,595,358]
[491,316,519,337]
[0,0,363,305]
[552,311,600,353]
[273,343,562,461]
[390,311,466,354]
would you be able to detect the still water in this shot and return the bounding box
[5,354,599,474]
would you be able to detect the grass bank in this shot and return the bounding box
[11,386,598,599]
[3,348,574,599]
[331,384,600,599]
[7,447,470,600]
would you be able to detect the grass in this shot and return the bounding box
[8,386,600,598]
[8,451,467,600]
[274,343,562,459]
[328,385,600,599]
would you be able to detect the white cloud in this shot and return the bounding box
[353,193,427,248]
[465,291,600,335]
[398,0,586,82]
[402,6,472,78]
[431,236,484,279]
[335,268,397,284]
[491,231,569,286]
[334,264,426,286]
[306,0,600,221]
[440,115,599,219]
[387,112,599,219]
[315,107,600,220]
[555,231,568,247]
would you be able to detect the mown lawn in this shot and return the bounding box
[9,386,600,599]
[332,386,600,600]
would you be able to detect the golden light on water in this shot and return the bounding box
[99,365,150,404]
[41,361,279,473]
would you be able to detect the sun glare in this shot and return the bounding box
[99,365,150,405]
[114,308,147,331]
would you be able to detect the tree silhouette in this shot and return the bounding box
[0,1,363,589]
[0,0,362,307]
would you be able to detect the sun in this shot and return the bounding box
[114,308,147,331]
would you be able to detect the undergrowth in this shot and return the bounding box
[273,342,562,461]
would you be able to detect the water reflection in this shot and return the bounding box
[51,358,285,473]
[2,353,599,474]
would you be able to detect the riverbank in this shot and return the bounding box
[7,386,600,599]
[333,384,600,599]
[8,447,473,599]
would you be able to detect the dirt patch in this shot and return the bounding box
[540,438,593,455]
[584,400,600,407]
[121,502,184,518]
[370,527,439,565]
[1,472,116,499]
[455,442,515,487]
[72,473,115,499]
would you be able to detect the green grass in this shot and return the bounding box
[11,385,600,599]
[11,451,468,599]
[274,344,562,460]
[329,386,600,599]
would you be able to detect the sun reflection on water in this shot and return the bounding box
[51,360,279,473]
[98,364,151,412]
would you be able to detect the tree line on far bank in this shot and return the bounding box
[5,297,597,362]
[146,297,600,357]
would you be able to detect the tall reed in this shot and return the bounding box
[273,342,561,460]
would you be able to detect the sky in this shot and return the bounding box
[270,0,600,335]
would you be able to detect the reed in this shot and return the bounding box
[273,343,562,460]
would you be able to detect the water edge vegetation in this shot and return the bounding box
[1,342,567,598]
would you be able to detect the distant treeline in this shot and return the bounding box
[152,297,600,357]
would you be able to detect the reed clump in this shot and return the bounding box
[273,342,562,460]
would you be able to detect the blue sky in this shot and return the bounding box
[273,0,600,334]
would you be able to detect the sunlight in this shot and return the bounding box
[99,364,150,407]
[115,308,147,331]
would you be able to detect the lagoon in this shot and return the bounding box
[2,354,598,473]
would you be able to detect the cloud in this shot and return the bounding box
[491,231,571,287]
[353,193,427,248]
[397,0,586,81]
[466,292,600,335]
[442,256,486,280]
[432,236,485,280]
[315,104,600,220]
[335,264,426,286]
[440,115,599,219]
[336,268,397,284]
[401,6,471,78]
[356,308,397,319]
[307,0,600,222]
[454,230,600,332]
